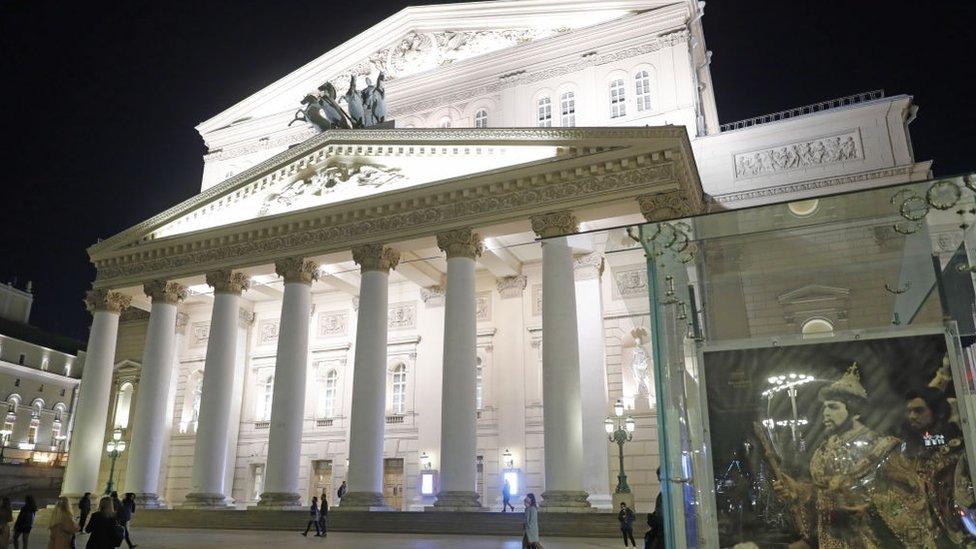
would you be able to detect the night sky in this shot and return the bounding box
[1,0,972,342]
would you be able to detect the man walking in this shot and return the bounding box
[301,496,321,537]
[336,480,347,503]
[501,479,515,512]
[618,501,636,547]
[77,493,92,531]
[317,493,328,537]
[118,493,138,548]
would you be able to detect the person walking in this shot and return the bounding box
[301,497,321,537]
[522,493,541,549]
[0,496,13,548]
[644,468,664,549]
[12,494,37,549]
[77,494,91,532]
[336,481,346,503]
[618,501,637,547]
[116,494,136,549]
[316,493,328,537]
[501,480,515,512]
[84,497,121,549]
[46,496,80,549]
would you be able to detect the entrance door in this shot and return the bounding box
[383,458,404,510]
[309,459,333,505]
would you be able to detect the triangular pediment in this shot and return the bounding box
[197,1,675,132]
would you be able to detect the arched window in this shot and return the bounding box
[476,357,484,411]
[474,109,488,128]
[560,92,576,127]
[392,364,407,415]
[536,97,552,127]
[319,370,338,418]
[256,374,274,421]
[802,318,834,336]
[635,71,652,112]
[609,79,626,118]
[53,402,66,422]
[113,382,133,429]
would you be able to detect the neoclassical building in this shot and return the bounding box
[63,0,931,515]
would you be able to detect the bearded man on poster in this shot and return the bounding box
[772,364,936,548]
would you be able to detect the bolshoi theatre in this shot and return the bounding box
[59,0,976,545]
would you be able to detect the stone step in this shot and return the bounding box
[128,509,623,538]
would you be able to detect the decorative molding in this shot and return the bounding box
[258,319,280,345]
[436,228,483,259]
[239,308,256,326]
[84,289,131,315]
[205,269,250,295]
[189,322,210,347]
[388,301,417,330]
[531,285,543,317]
[613,265,648,298]
[274,257,320,285]
[204,128,318,162]
[496,275,527,299]
[573,253,604,280]
[317,310,349,338]
[637,188,704,222]
[476,292,491,322]
[733,130,862,179]
[175,311,190,331]
[388,31,690,118]
[143,280,188,305]
[712,165,916,204]
[352,244,401,273]
[420,285,445,307]
[531,210,578,239]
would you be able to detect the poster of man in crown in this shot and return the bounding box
[702,333,975,548]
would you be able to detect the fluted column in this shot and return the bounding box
[125,281,187,508]
[531,211,591,511]
[574,254,612,509]
[183,269,250,508]
[61,289,131,500]
[340,244,400,510]
[431,229,484,511]
[258,258,319,509]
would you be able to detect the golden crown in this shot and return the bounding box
[819,362,868,401]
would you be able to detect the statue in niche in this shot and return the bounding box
[630,328,652,396]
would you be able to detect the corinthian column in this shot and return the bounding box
[531,211,591,511]
[61,289,131,500]
[125,280,187,508]
[183,269,250,508]
[340,244,400,510]
[258,257,319,509]
[431,228,484,511]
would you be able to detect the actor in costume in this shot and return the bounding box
[772,364,937,548]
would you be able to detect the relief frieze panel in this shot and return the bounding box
[190,322,210,348]
[258,319,279,345]
[476,291,491,322]
[318,310,349,338]
[613,265,648,298]
[388,302,417,330]
[733,131,862,179]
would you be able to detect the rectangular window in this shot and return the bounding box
[18,354,26,366]
[609,79,626,118]
[560,92,576,127]
[536,97,552,127]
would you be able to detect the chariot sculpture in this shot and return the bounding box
[290,73,388,131]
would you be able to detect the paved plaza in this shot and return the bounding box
[81,528,623,548]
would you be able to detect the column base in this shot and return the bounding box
[180,492,235,509]
[253,492,304,510]
[335,491,391,511]
[540,490,593,513]
[588,493,614,510]
[426,491,485,512]
[133,493,169,509]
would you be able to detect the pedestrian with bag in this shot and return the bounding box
[301,496,321,537]
[618,501,637,547]
[84,497,123,549]
[116,494,136,548]
[46,496,80,549]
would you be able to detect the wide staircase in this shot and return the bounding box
[130,509,621,537]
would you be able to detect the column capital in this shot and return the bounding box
[205,269,250,295]
[636,189,703,222]
[352,244,400,273]
[84,289,131,315]
[274,257,320,285]
[573,253,605,280]
[531,211,578,239]
[436,228,484,259]
[496,275,527,299]
[143,280,188,305]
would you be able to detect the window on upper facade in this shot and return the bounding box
[54,403,65,422]
[256,373,274,422]
[113,382,133,429]
[318,369,338,419]
[474,109,488,128]
[609,79,626,118]
[51,420,61,444]
[18,354,25,366]
[27,418,38,445]
[392,364,407,415]
[476,357,483,411]
[537,97,553,127]
[635,71,652,112]
[2,413,14,439]
[560,92,576,127]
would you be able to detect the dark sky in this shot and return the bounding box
[1,0,973,342]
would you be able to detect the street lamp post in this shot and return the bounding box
[605,399,636,494]
[103,429,126,495]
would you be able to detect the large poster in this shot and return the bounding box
[703,334,974,547]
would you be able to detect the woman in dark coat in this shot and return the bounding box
[84,497,120,549]
[12,494,37,549]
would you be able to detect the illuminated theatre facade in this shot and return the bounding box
[64,0,929,513]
